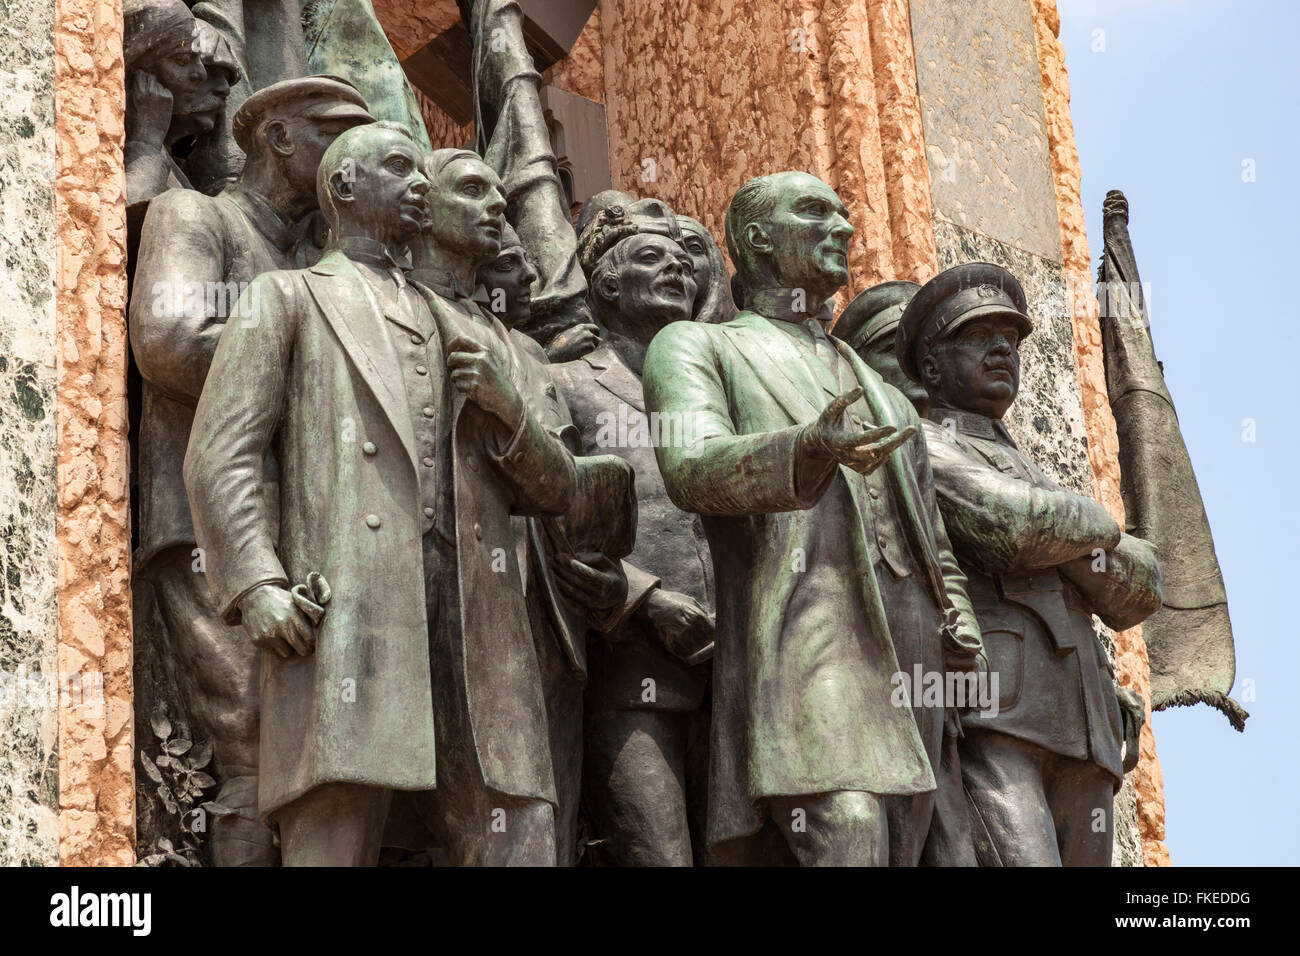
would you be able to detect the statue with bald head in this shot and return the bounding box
[185,121,588,865]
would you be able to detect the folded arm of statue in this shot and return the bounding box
[1056,532,1163,632]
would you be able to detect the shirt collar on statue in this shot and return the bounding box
[338,236,413,274]
[410,266,476,302]
[224,183,297,253]
[928,404,1016,446]
[749,288,834,329]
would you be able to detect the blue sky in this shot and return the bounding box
[1060,0,1299,865]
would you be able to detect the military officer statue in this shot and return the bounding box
[643,171,983,866]
[899,261,1162,866]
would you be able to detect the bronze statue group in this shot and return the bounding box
[126,0,1161,866]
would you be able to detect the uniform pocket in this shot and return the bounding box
[980,627,1023,712]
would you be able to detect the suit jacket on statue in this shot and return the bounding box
[130,183,300,567]
[642,310,981,851]
[921,406,1162,785]
[552,342,714,713]
[184,250,577,819]
[501,327,639,675]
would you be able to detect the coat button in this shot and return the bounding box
[362,441,377,456]
[366,514,381,529]
[415,364,428,375]
[422,456,435,468]
[411,334,422,345]
[423,406,436,418]
[868,487,880,500]
[424,507,435,519]
[473,522,483,540]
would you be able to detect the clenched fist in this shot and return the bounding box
[238,584,316,659]
[446,334,524,428]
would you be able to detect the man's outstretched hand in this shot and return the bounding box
[805,387,916,476]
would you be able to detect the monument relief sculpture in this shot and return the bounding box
[184,126,585,865]
[643,171,983,866]
[552,201,716,866]
[900,262,1162,866]
[470,220,638,866]
[103,0,1185,870]
[129,75,373,866]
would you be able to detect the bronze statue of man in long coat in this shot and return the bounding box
[185,124,580,865]
[643,171,982,866]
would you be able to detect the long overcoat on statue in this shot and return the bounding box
[185,250,576,820]
[642,310,980,852]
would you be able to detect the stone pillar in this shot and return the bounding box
[55,0,136,865]
[907,0,1165,866]
[597,0,936,298]
[0,0,60,869]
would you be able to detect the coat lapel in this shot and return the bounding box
[588,344,646,412]
[720,312,826,424]
[305,252,419,473]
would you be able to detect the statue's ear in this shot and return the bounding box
[595,269,619,305]
[329,167,354,204]
[744,221,773,256]
[919,350,941,391]
[264,119,294,158]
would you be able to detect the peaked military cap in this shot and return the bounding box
[897,262,1032,382]
[834,279,921,352]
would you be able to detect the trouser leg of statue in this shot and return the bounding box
[277,783,393,867]
[148,546,277,866]
[530,598,584,866]
[960,729,1114,867]
[876,556,947,867]
[583,710,693,867]
[768,792,890,867]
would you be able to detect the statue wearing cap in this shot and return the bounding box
[129,76,372,866]
[901,261,1162,866]
[170,19,245,195]
[835,280,926,413]
[642,170,983,866]
[549,199,717,866]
